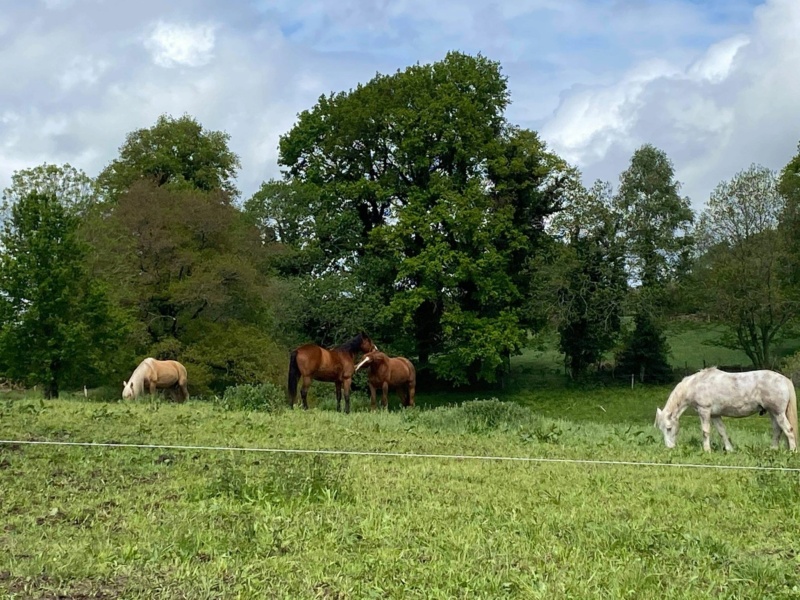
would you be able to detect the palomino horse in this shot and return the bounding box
[655,367,798,452]
[354,351,416,410]
[122,358,189,403]
[287,332,377,413]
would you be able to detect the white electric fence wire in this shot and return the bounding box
[2,439,800,473]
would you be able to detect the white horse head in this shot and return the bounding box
[654,406,679,449]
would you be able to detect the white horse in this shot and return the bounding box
[122,358,189,403]
[655,367,797,452]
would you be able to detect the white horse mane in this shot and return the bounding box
[123,358,156,398]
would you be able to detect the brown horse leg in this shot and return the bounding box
[180,381,189,402]
[381,382,389,410]
[300,376,312,410]
[368,383,377,411]
[343,377,352,414]
[397,387,407,408]
[335,381,343,412]
[407,383,416,408]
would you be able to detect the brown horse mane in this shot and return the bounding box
[333,332,369,354]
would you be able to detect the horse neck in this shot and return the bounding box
[131,361,152,394]
[333,343,358,358]
[664,382,692,419]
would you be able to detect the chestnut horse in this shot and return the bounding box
[354,351,416,410]
[122,358,189,403]
[287,332,377,413]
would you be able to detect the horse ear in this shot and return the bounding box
[122,380,127,386]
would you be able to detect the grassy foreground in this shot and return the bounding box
[2,391,800,599]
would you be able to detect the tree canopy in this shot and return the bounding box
[255,52,572,384]
[97,114,241,200]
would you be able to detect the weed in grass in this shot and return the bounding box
[216,382,286,413]
[200,454,350,506]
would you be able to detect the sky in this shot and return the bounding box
[1,0,798,209]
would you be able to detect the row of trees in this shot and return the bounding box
[1,51,799,396]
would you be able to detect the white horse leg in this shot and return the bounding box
[773,413,797,451]
[698,411,712,452]
[711,417,734,452]
[770,416,783,449]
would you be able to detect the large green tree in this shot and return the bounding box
[614,144,694,290]
[97,114,241,200]
[0,191,126,398]
[254,52,571,383]
[698,164,794,368]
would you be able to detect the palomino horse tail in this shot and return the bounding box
[787,380,798,450]
[287,350,300,406]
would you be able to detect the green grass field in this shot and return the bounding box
[3,385,800,599]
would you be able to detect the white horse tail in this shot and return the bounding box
[787,380,798,450]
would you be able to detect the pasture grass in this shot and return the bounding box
[3,391,800,599]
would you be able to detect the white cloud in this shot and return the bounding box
[144,21,217,68]
[687,35,750,83]
[540,0,800,207]
[59,55,109,90]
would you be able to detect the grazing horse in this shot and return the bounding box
[655,367,797,452]
[354,351,416,410]
[122,358,189,403]
[287,332,377,413]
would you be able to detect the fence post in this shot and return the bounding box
[631,374,634,390]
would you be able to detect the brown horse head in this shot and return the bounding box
[336,332,378,356]
[358,331,378,354]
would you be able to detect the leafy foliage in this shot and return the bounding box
[0,192,128,397]
[86,180,283,392]
[551,180,627,378]
[614,144,694,291]
[616,312,673,384]
[696,165,794,368]
[97,114,241,200]
[2,163,97,218]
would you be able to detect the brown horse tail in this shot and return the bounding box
[288,350,300,405]
[787,380,798,450]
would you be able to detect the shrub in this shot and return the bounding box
[414,398,538,434]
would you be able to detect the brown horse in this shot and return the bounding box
[287,332,377,413]
[354,351,416,410]
[122,358,189,403]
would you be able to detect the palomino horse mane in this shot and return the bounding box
[124,358,155,398]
